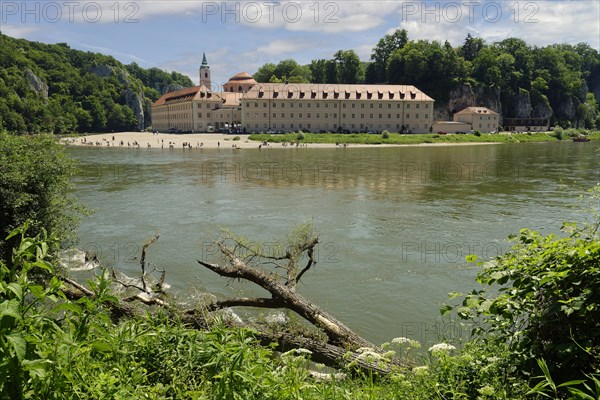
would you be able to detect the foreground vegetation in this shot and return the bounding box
[1,133,599,398]
[250,129,600,145]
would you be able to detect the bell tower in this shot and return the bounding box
[199,52,211,89]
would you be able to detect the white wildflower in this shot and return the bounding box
[281,348,312,357]
[355,350,384,363]
[428,343,456,355]
[413,366,429,376]
[392,337,412,345]
[356,347,376,354]
[392,337,421,348]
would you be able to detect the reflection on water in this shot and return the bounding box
[67,142,599,345]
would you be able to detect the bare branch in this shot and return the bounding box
[140,233,160,292]
[210,297,285,310]
[62,276,95,297]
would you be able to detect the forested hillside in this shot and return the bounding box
[0,34,193,134]
[254,30,600,128]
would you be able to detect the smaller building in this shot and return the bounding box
[454,107,499,133]
[432,121,471,134]
[503,118,549,132]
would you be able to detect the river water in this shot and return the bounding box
[66,141,599,345]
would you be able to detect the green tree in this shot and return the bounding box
[253,63,277,83]
[334,50,362,84]
[309,59,327,83]
[460,33,484,62]
[369,28,408,83]
[0,132,80,266]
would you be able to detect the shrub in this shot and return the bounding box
[474,130,481,137]
[233,136,241,141]
[444,211,600,381]
[381,130,390,139]
[0,132,81,266]
[296,132,305,141]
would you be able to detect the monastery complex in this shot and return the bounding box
[151,54,500,134]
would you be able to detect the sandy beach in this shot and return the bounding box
[61,131,497,149]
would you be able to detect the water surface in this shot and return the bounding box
[67,141,599,345]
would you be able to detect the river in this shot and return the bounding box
[66,141,599,345]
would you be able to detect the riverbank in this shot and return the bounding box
[250,131,600,145]
[60,130,600,149]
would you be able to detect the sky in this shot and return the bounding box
[1,0,599,89]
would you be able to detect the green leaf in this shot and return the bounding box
[465,254,478,263]
[0,299,22,321]
[557,379,587,388]
[28,285,45,299]
[23,359,51,379]
[6,332,26,362]
[440,304,453,316]
[456,306,473,319]
[7,283,23,301]
[53,302,82,316]
[448,291,463,299]
[91,340,112,353]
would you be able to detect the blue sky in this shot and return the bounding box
[1,1,599,89]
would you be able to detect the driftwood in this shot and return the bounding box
[60,229,410,375]
[196,228,409,371]
[198,241,375,350]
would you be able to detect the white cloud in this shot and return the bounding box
[256,38,314,56]
[383,1,599,49]
[0,24,39,38]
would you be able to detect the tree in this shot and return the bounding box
[0,132,80,266]
[253,63,277,83]
[460,33,484,62]
[334,50,362,84]
[309,59,327,83]
[370,28,408,83]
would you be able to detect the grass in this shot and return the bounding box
[249,131,600,145]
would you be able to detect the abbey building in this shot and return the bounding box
[151,54,436,133]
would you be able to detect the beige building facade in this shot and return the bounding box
[432,121,472,133]
[453,107,499,133]
[151,56,435,134]
[151,86,242,132]
[241,83,434,133]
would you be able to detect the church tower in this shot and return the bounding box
[199,52,211,89]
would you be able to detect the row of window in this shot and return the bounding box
[245,112,429,120]
[250,123,430,131]
[244,101,431,109]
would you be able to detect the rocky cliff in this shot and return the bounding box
[24,69,48,99]
[89,65,145,131]
[436,82,562,126]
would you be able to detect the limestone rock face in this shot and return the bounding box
[514,89,533,118]
[24,69,48,99]
[88,65,113,78]
[124,87,145,131]
[159,83,185,95]
[88,65,145,130]
[436,82,502,120]
[435,82,559,124]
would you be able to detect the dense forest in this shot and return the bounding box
[0,33,193,134]
[254,30,600,128]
